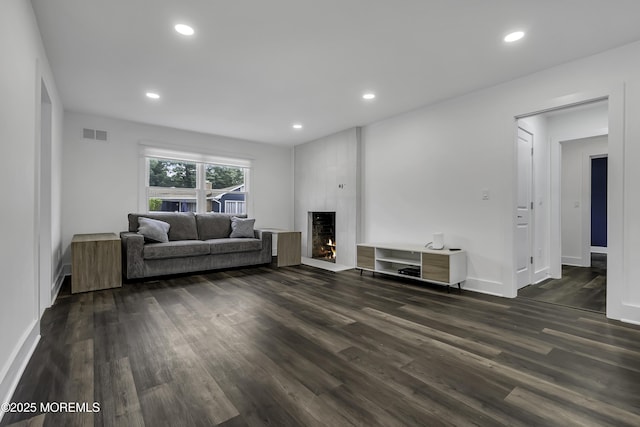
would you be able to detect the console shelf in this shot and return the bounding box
[376,256,419,265]
[357,243,466,291]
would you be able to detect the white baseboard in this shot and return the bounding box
[561,256,588,267]
[613,302,640,325]
[533,268,550,284]
[0,321,40,424]
[51,264,66,304]
[462,277,506,297]
[591,246,608,254]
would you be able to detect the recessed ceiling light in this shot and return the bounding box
[504,31,525,43]
[146,92,160,99]
[292,124,303,129]
[175,24,195,36]
[362,93,376,100]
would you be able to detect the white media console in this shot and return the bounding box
[356,243,467,291]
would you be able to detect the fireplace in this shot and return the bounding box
[309,212,336,263]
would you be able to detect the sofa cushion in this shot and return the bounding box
[137,217,170,243]
[143,240,210,260]
[230,217,255,238]
[207,238,262,255]
[129,212,198,241]
[195,213,235,240]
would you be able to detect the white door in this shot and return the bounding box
[516,127,533,289]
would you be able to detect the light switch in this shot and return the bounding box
[482,189,490,200]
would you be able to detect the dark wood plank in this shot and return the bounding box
[4,414,46,427]
[95,357,144,427]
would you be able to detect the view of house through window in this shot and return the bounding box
[147,158,247,214]
[205,164,246,214]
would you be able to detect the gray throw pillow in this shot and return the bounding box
[138,217,170,243]
[229,217,255,238]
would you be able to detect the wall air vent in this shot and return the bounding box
[95,130,108,141]
[83,128,108,141]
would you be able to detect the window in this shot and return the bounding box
[143,148,249,214]
[147,159,198,212]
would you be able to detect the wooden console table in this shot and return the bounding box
[71,233,122,293]
[357,243,466,291]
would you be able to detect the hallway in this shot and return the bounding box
[519,254,606,313]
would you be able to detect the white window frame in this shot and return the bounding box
[139,143,251,214]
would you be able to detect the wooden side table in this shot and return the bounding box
[71,233,122,293]
[259,229,301,267]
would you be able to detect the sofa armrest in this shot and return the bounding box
[120,231,145,279]
[254,230,272,263]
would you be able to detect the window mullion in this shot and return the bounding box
[196,162,205,213]
[143,157,151,212]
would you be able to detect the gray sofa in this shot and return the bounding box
[120,212,272,280]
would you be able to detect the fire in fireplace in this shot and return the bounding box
[310,212,336,263]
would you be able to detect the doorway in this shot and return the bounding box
[37,79,53,316]
[518,255,606,312]
[515,100,609,312]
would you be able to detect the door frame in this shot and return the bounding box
[36,76,53,316]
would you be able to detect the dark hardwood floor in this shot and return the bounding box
[519,253,607,313]
[3,263,640,426]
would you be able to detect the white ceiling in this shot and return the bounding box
[31,0,640,146]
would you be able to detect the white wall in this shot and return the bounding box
[362,93,515,296]
[294,128,360,267]
[61,112,293,265]
[547,102,609,138]
[359,39,640,323]
[561,136,608,267]
[0,0,64,417]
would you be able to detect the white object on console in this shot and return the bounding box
[432,232,444,250]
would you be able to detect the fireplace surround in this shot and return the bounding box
[294,127,360,269]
